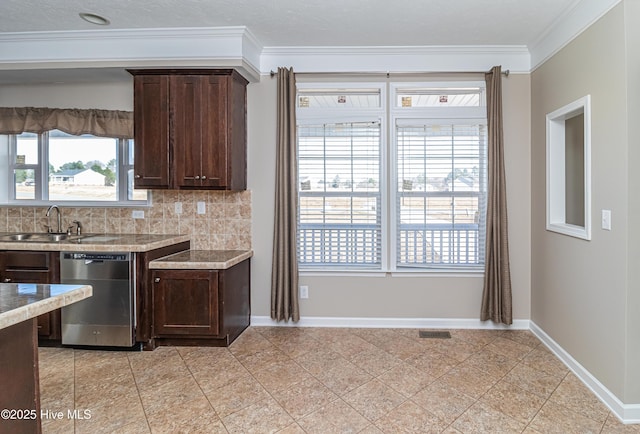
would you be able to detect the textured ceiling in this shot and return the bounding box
[0,0,578,47]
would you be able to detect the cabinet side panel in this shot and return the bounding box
[220,259,250,340]
[228,75,247,190]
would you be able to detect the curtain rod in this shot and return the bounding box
[269,69,509,78]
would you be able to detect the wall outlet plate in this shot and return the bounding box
[132,210,144,219]
[175,202,183,214]
[299,285,309,299]
[197,201,206,214]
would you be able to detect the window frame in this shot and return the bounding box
[4,131,149,207]
[296,80,488,274]
[390,81,488,272]
[297,82,388,271]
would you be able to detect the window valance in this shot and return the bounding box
[0,107,133,139]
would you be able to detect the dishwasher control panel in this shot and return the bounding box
[62,252,129,261]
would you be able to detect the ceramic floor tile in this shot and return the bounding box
[138,374,206,416]
[376,361,436,397]
[438,364,500,399]
[312,356,373,396]
[251,359,312,393]
[75,372,139,409]
[452,401,527,433]
[502,362,565,399]
[527,400,606,434]
[460,347,520,378]
[480,380,546,425]
[486,336,536,361]
[429,337,483,363]
[497,329,543,348]
[220,397,294,434]
[73,394,146,434]
[36,327,629,433]
[373,400,448,433]
[275,423,307,434]
[269,376,339,419]
[348,346,402,377]
[601,413,640,433]
[411,380,476,424]
[404,349,459,378]
[522,346,571,377]
[145,395,225,434]
[296,399,371,434]
[191,359,254,394]
[342,379,407,422]
[204,375,272,418]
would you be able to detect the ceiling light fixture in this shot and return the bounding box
[79,12,110,26]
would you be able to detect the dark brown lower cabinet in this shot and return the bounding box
[153,270,220,336]
[151,259,250,347]
[0,251,61,340]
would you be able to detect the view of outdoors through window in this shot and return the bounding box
[296,84,487,269]
[14,130,146,202]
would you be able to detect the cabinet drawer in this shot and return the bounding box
[5,251,51,270]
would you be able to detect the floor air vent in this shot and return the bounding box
[418,330,451,339]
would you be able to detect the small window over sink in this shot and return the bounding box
[3,130,149,206]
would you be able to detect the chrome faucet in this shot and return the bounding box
[45,205,62,234]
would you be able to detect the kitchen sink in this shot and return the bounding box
[0,232,85,242]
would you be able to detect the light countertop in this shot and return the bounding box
[0,283,92,330]
[148,249,253,270]
[0,233,190,252]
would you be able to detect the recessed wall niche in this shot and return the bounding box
[546,95,591,240]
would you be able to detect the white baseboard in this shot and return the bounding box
[530,322,640,425]
[250,315,530,330]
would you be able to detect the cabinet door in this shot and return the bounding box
[171,75,204,188]
[199,75,228,188]
[133,75,171,188]
[153,269,219,336]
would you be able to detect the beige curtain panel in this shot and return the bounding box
[480,65,513,325]
[271,67,300,322]
[0,107,133,139]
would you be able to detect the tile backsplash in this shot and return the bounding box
[0,190,252,250]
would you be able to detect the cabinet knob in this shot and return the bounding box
[195,175,200,180]
[3,278,11,282]
[154,277,160,283]
[135,174,141,179]
[201,175,207,180]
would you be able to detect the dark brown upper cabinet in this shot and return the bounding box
[128,69,248,190]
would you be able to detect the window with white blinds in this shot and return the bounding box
[396,121,487,268]
[298,122,382,267]
[296,81,487,271]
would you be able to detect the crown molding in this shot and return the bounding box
[259,45,531,75]
[0,27,262,82]
[529,0,622,71]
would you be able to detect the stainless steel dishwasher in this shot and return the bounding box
[60,252,135,347]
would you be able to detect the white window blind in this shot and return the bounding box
[298,121,381,267]
[396,121,487,268]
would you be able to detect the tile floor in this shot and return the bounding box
[38,327,639,433]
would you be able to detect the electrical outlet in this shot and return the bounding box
[602,209,612,230]
[299,285,309,299]
[175,202,183,214]
[197,201,206,214]
[132,210,144,219]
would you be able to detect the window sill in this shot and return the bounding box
[299,268,484,278]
